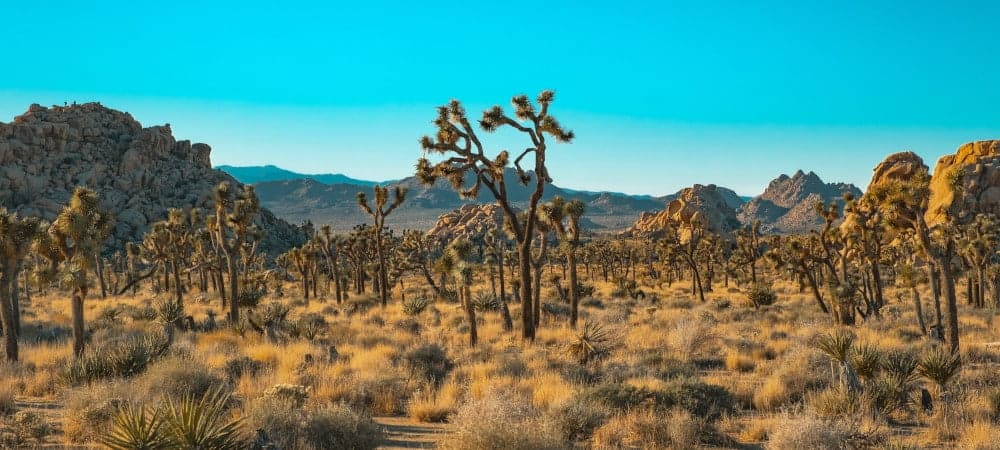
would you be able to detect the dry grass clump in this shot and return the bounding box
[958,421,1000,450]
[765,411,855,450]
[437,389,566,450]
[753,348,827,411]
[591,407,728,450]
[667,316,717,363]
[408,379,463,423]
[245,391,382,450]
[136,356,226,401]
[62,382,133,444]
[0,383,15,416]
[725,350,756,372]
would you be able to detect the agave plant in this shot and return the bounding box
[882,350,920,410]
[402,296,432,316]
[163,388,243,449]
[815,328,855,364]
[100,402,169,450]
[471,291,502,312]
[566,322,612,365]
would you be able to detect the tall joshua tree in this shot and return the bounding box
[210,182,260,322]
[416,90,574,340]
[358,185,407,307]
[44,187,113,357]
[540,196,586,328]
[0,209,41,361]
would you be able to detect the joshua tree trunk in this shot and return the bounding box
[462,285,477,346]
[568,249,580,328]
[498,248,512,331]
[929,262,943,328]
[941,266,961,352]
[912,286,927,335]
[519,243,535,341]
[0,270,19,361]
[226,256,239,322]
[72,287,87,357]
[171,259,184,307]
[96,256,107,299]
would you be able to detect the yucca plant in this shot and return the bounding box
[918,347,961,394]
[882,350,920,410]
[815,328,855,364]
[852,342,883,382]
[163,388,243,449]
[100,402,169,450]
[402,296,432,316]
[471,291,501,312]
[567,322,612,365]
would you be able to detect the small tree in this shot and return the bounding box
[0,209,42,361]
[416,90,574,341]
[209,182,259,322]
[43,187,113,357]
[357,185,407,307]
[540,196,586,328]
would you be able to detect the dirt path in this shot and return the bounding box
[375,416,447,449]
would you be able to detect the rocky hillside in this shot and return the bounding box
[218,164,380,186]
[926,140,1000,227]
[0,103,306,254]
[427,204,506,241]
[626,184,741,239]
[737,170,861,234]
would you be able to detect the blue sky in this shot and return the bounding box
[2,1,998,196]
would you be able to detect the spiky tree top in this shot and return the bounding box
[0,209,42,267]
[48,187,113,268]
[357,185,407,219]
[415,91,573,237]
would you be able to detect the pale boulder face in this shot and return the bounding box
[427,204,506,242]
[867,151,927,190]
[0,102,306,254]
[926,140,1000,227]
[628,184,740,240]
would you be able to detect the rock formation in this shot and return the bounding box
[627,184,740,239]
[737,170,861,234]
[427,204,506,241]
[926,140,1000,227]
[0,103,306,254]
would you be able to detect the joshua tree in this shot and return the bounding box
[316,225,345,303]
[540,196,586,328]
[209,182,260,322]
[658,221,709,302]
[447,239,477,346]
[42,187,113,357]
[143,208,196,308]
[484,228,513,331]
[416,90,575,341]
[866,164,961,351]
[766,235,830,314]
[0,209,42,361]
[358,185,407,307]
[732,221,764,284]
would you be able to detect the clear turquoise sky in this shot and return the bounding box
[2,1,998,195]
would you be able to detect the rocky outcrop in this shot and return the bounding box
[627,184,740,239]
[427,204,506,241]
[0,102,306,254]
[737,170,861,234]
[926,140,1000,227]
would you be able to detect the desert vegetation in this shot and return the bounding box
[1,94,1000,450]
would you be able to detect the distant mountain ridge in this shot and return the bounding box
[219,164,856,235]
[217,164,382,186]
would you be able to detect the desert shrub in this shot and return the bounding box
[753,349,828,411]
[0,383,15,416]
[810,387,862,419]
[393,318,422,335]
[402,296,432,316]
[409,389,456,423]
[959,421,1000,450]
[591,408,717,450]
[60,332,169,385]
[10,410,51,444]
[403,343,454,387]
[667,318,716,362]
[222,356,264,382]
[290,312,327,340]
[64,387,126,443]
[437,389,566,450]
[746,283,777,308]
[301,404,382,450]
[725,351,756,372]
[767,413,849,449]
[139,357,225,401]
[546,400,608,442]
[566,322,613,365]
[264,384,311,409]
[578,378,736,420]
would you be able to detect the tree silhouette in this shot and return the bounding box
[540,196,586,328]
[0,209,42,361]
[415,90,574,341]
[42,187,113,357]
[209,182,260,323]
[358,185,407,307]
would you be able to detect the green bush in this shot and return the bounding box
[60,332,169,385]
[403,343,454,387]
[578,378,736,421]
